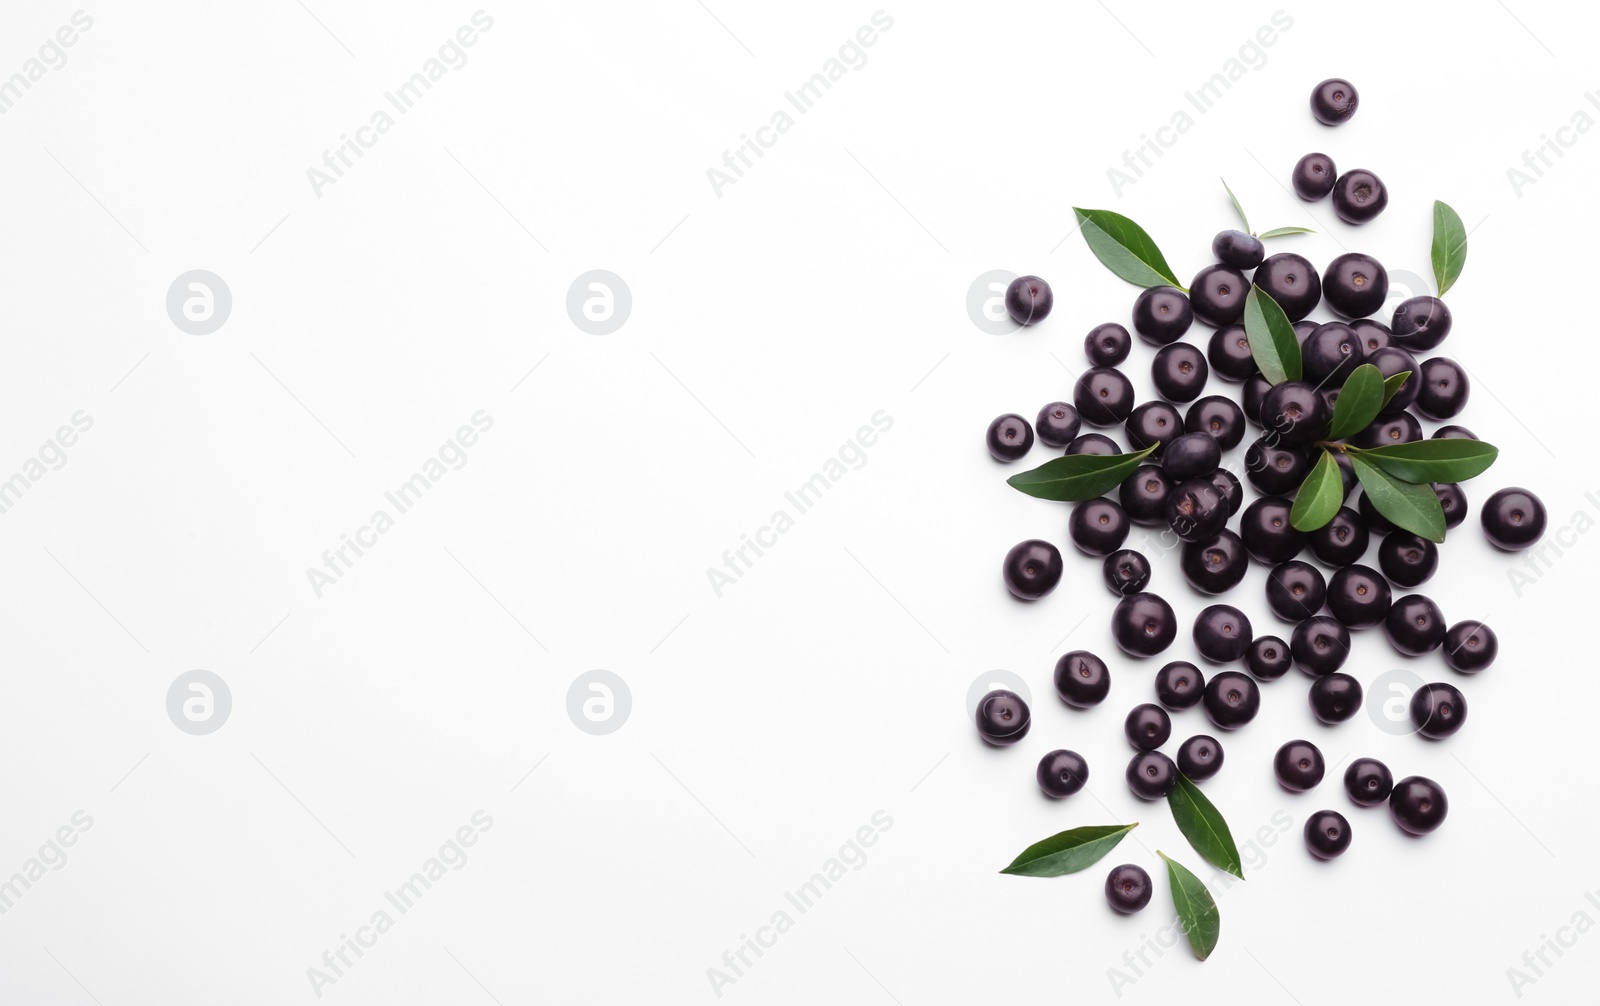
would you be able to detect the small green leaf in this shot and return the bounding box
[1159,852,1221,961]
[1221,178,1250,232]
[1351,438,1499,484]
[1380,370,1413,409]
[1073,208,1186,290]
[1000,823,1139,877]
[1242,286,1302,384]
[1167,775,1243,879]
[1257,226,1314,238]
[1432,200,1468,296]
[1006,445,1157,502]
[1328,364,1387,440]
[1290,450,1345,532]
[1350,454,1447,542]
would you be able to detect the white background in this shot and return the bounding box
[1,2,1597,1003]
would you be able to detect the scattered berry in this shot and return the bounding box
[1190,265,1250,327]
[1086,322,1133,366]
[1415,357,1469,419]
[1070,498,1132,556]
[1194,604,1253,662]
[1177,734,1225,780]
[1067,433,1121,456]
[1125,703,1173,750]
[1274,739,1326,791]
[1443,620,1497,674]
[1292,152,1337,199]
[1126,750,1178,800]
[1037,749,1089,798]
[1327,564,1392,629]
[1034,402,1082,448]
[1389,775,1448,835]
[987,414,1033,461]
[1103,549,1153,596]
[1310,77,1359,124]
[1202,671,1261,730]
[1074,368,1137,426]
[1253,252,1322,321]
[1308,672,1362,724]
[1343,757,1394,806]
[1181,530,1250,594]
[1002,539,1063,600]
[1259,381,1330,446]
[1267,560,1328,621]
[1155,661,1206,710]
[1331,169,1388,224]
[1105,863,1153,913]
[1121,465,1175,525]
[1207,324,1258,382]
[1310,507,1370,566]
[1321,254,1389,319]
[1054,650,1111,708]
[1112,593,1179,658]
[1245,635,1294,680]
[1213,230,1265,270]
[1481,487,1547,551]
[1435,482,1469,529]
[1301,322,1367,385]
[1244,438,1312,494]
[1005,275,1054,325]
[1132,286,1194,345]
[976,689,1030,745]
[1391,296,1452,351]
[1186,395,1247,450]
[1292,616,1351,674]
[1125,401,1184,454]
[1240,496,1306,564]
[1410,682,1468,740]
[1385,594,1446,655]
[1304,810,1352,859]
[1165,477,1230,543]
[1378,532,1439,588]
[1152,343,1210,403]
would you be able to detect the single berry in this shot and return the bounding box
[1125,703,1173,750]
[1103,549,1153,596]
[1126,750,1178,800]
[1181,530,1250,594]
[1435,482,1468,529]
[1353,411,1422,451]
[1293,152,1337,199]
[1185,395,1247,450]
[1202,670,1261,730]
[1410,682,1467,740]
[1308,672,1362,724]
[1105,863,1153,913]
[1194,604,1253,663]
[1005,275,1053,325]
[1305,810,1352,859]
[1350,318,1392,354]
[1331,169,1387,224]
[1258,382,1330,446]
[1292,616,1351,674]
[1385,594,1446,655]
[1132,286,1194,346]
[1244,438,1312,494]
[1189,264,1250,327]
[1207,324,1258,381]
[975,688,1030,745]
[1165,478,1229,543]
[1164,428,1222,479]
[1209,468,1244,515]
[1389,775,1448,835]
[1267,560,1327,622]
[1074,368,1137,427]
[1443,620,1497,674]
[1086,323,1134,367]
[1240,496,1306,564]
[1368,346,1421,414]
[1034,402,1082,448]
[1245,635,1293,680]
[1002,539,1064,600]
[1433,424,1476,440]
[1391,296,1452,351]
[1155,661,1206,711]
[1310,77,1359,124]
[1253,253,1322,321]
[1414,357,1469,420]
[1274,739,1326,791]
[1037,749,1089,798]
[1321,254,1389,319]
[1067,433,1120,456]
[1311,507,1371,567]
[1481,487,1547,551]
[1177,734,1225,780]
[1344,757,1394,806]
[986,414,1033,461]
[1111,592,1179,658]
[1054,650,1111,708]
[1378,532,1438,588]
[1152,343,1210,403]
[1070,498,1131,556]
[1120,465,1175,526]
[1301,322,1367,386]
[1125,401,1184,454]
[1327,564,1392,629]
[1213,229,1265,270]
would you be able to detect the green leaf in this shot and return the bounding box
[1166,775,1243,879]
[1351,438,1499,484]
[1327,364,1387,440]
[1221,178,1250,232]
[1242,286,1302,384]
[1289,450,1345,532]
[1000,823,1139,877]
[1159,852,1221,961]
[1073,208,1186,290]
[1349,454,1447,542]
[1257,226,1314,238]
[1380,370,1413,409]
[1006,445,1157,502]
[1432,200,1467,296]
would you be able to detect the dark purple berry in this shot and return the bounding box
[1054,650,1111,708]
[1181,531,1250,594]
[1067,433,1120,456]
[1126,750,1178,800]
[1389,775,1448,835]
[1292,616,1351,675]
[1002,539,1063,600]
[1245,635,1293,680]
[1120,465,1174,526]
[1350,318,1392,354]
[1074,368,1136,427]
[1308,672,1362,724]
[1034,402,1081,448]
[1132,286,1194,345]
[1301,322,1367,387]
[1310,77,1358,124]
[1321,254,1389,319]
[1310,507,1370,566]
[1105,863,1153,912]
[1213,230,1265,270]
[1244,438,1312,494]
[1305,810,1352,859]
[1163,432,1222,482]
[1152,343,1209,403]
[1207,324,1258,382]
[1194,604,1252,663]
[1435,482,1468,529]
[1258,381,1330,446]
[1242,374,1273,425]
[1353,411,1422,450]
[1481,487,1546,551]
[1189,264,1250,327]
[1433,424,1476,440]
[1327,564,1391,629]
[1385,594,1446,655]
[1254,252,1322,322]
[975,688,1030,745]
[1292,152,1337,200]
[986,413,1033,461]
[1177,734,1224,780]
[1391,296,1452,352]
[1165,477,1230,543]
[1240,496,1306,564]
[1111,593,1178,658]
[1266,560,1327,621]
[1367,346,1421,414]
[1410,682,1467,740]
[1378,532,1438,588]
[1344,757,1393,806]
[1155,661,1205,711]
[1070,498,1131,556]
[1103,549,1153,596]
[1037,749,1089,798]
[1274,739,1325,791]
[1086,323,1133,367]
[1005,275,1053,325]
[1331,169,1387,224]
[1125,703,1172,750]
[1415,357,1469,419]
[1185,395,1246,450]
[1443,620,1497,674]
[1125,401,1184,454]
[1202,671,1260,730]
